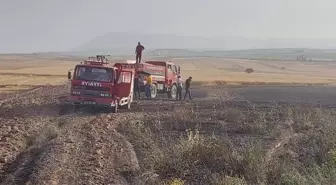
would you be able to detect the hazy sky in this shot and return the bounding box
[1,0,336,53]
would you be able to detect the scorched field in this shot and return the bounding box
[0,55,336,185]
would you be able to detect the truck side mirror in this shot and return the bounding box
[68,71,71,80]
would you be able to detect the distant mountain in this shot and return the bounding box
[32,48,336,60]
[147,48,336,60]
[72,32,336,55]
[72,32,265,54]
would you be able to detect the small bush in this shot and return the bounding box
[164,178,184,185]
[211,175,248,185]
[245,68,254,73]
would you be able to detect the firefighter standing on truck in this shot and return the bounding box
[176,75,183,100]
[135,42,145,64]
[184,76,192,100]
[145,74,152,99]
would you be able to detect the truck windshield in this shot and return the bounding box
[74,66,113,82]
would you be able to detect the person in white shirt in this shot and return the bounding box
[176,75,183,100]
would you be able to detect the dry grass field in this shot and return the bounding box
[1,55,336,93]
[0,55,77,93]
[174,57,336,85]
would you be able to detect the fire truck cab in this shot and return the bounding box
[67,55,134,113]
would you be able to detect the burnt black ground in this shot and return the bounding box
[1,84,336,184]
[202,85,336,108]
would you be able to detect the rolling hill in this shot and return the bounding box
[73,32,336,53]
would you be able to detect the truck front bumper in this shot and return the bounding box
[69,96,117,108]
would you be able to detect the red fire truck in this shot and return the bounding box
[67,55,134,113]
[114,61,181,99]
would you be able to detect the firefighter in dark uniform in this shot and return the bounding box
[184,76,192,100]
[134,74,141,100]
[135,42,145,64]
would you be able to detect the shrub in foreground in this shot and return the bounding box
[118,104,336,185]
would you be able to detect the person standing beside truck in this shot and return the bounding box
[135,42,145,64]
[176,75,183,100]
[145,74,152,99]
[184,76,192,100]
[134,75,141,100]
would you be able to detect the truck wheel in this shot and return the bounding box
[74,104,80,112]
[168,84,177,99]
[150,84,157,99]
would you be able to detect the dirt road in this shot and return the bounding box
[0,84,334,184]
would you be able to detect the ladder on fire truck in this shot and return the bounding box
[114,63,148,77]
[81,55,110,65]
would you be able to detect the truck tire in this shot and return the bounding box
[74,104,80,112]
[150,84,157,99]
[168,84,177,99]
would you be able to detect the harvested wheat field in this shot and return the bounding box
[0,55,336,184]
[174,57,336,85]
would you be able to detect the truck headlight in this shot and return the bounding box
[72,91,80,95]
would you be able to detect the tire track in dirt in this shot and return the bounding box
[0,114,98,185]
[0,95,145,185]
[5,83,331,184]
[0,84,198,184]
[0,85,71,184]
[0,85,212,184]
